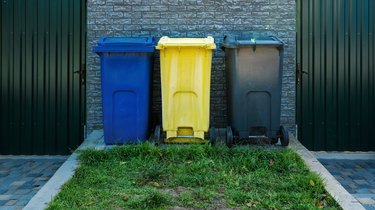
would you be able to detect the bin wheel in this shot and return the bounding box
[209,127,216,145]
[226,126,234,148]
[153,125,162,145]
[278,126,289,147]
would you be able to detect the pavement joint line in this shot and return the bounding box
[354,194,375,197]
[313,152,375,160]
[0,156,68,160]
[289,136,366,210]
[23,130,103,210]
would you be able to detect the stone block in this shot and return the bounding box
[5,200,17,206]
[357,197,375,205]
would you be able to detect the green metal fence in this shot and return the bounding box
[297,0,375,151]
[0,0,86,155]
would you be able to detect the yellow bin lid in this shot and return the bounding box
[156,36,216,50]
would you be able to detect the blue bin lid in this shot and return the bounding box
[222,35,284,49]
[93,36,156,53]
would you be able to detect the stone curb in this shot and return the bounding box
[0,156,68,160]
[289,136,365,210]
[313,151,375,160]
[23,130,103,210]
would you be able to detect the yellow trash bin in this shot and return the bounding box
[155,36,216,143]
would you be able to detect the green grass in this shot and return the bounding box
[48,143,340,210]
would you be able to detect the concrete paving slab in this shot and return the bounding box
[357,198,375,205]
[318,157,375,210]
[314,151,375,160]
[4,200,17,206]
[0,157,66,209]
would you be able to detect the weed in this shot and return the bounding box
[127,189,172,209]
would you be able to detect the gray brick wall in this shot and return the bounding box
[87,0,296,134]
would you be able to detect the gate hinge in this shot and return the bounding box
[81,64,86,85]
[296,63,308,86]
[74,64,86,85]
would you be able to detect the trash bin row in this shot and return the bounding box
[93,36,289,147]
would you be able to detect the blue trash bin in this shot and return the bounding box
[93,37,155,144]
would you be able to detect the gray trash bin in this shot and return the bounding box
[222,35,289,147]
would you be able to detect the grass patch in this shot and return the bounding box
[48,143,340,209]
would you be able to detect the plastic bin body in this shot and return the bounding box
[223,36,284,139]
[156,37,216,142]
[93,37,155,144]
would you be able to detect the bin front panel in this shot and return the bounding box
[160,47,213,139]
[100,52,152,144]
[227,46,282,138]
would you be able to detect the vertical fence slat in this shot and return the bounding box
[300,0,313,148]
[296,0,302,141]
[12,0,21,154]
[22,0,33,154]
[349,0,358,150]
[325,0,335,150]
[19,0,25,154]
[71,0,80,149]
[356,0,362,150]
[308,0,315,148]
[361,0,370,149]
[0,0,5,153]
[371,0,375,150]
[33,0,41,154]
[57,0,68,154]
[35,0,47,154]
[0,0,6,154]
[81,0,87,143]
[46,0,57,154]
[313,0,323,150]
[337,0,350,150]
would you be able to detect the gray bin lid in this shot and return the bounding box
[222,36,284,49]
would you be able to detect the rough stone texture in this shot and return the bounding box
[87,0,296,133]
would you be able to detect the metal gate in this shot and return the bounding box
[297,0,375,151]
[0,0,86,155]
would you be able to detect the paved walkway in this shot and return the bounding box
[316,152,375,210]
[0,156,67,210]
